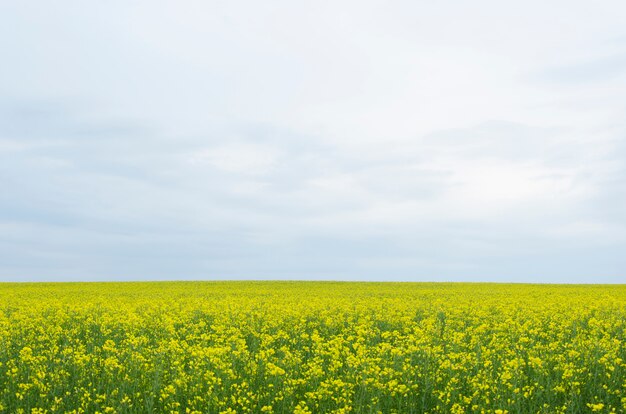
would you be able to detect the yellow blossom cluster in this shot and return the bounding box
[0,282,624,413]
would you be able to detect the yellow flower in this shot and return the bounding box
[587,403,604,412]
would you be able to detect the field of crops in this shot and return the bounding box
[0,282,624,413]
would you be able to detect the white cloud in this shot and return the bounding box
[0,0,625,281]
[188,143,283,175]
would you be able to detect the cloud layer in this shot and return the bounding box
[1,1,625,282]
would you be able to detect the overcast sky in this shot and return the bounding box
[1,1,625,282]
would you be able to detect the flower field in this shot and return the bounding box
[0,282,624,413]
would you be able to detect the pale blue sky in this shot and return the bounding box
[1,1,625,282]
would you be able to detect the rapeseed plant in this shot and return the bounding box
[0,282,624,413]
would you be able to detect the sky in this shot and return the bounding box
[0,1,625,283]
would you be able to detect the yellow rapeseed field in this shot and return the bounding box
[0,282,624,413]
